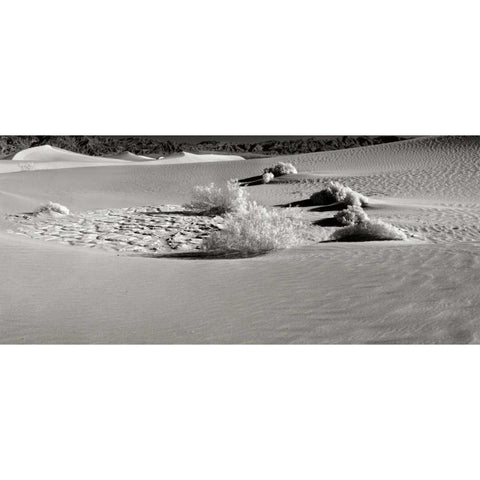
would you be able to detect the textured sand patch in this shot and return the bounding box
[6,206,226,255]
[6,205,330,255]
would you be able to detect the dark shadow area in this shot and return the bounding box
[275,199,313,208]
[239,175,263,186]
[309,202,347,212]
[139,249,269,260]
[323,236,397,243]
[313,217,341,227]
[311,202,371,212]
[359,202,398,211]
[275,199,362,211]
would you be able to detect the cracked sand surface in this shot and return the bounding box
[6,205,225,255]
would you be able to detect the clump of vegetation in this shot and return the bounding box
[310,181,368,207]
[187,180,249,215]
[263,162,297,177]
[334,205,369,226]
[202,202,306,255]
[262,172,275,184]
[18,162,35,171]
[330,219,407,242]
[33,201,70,216]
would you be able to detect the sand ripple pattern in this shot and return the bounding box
[7,206,224,254]
[268,136,480,202]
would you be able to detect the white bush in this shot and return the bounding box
[310,181,368,207]
[18,162,35,171]
[33,201,70,216]
[262,172,275,184]
[264,162,297,177]
[187,179,249,215]
[334,205,369,226]
[202,202,306,255]
[330,219,407,242]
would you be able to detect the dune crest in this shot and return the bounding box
[0,145,133,173]
[12,145,98,162]
[157,151,245,164]
[108,151,157,161]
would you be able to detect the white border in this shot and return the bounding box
[2,1,480,479]
[1,347,480,480]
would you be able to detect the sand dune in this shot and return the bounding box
[108,151,157,161]
[0,145,131,173]
[2,136,480,343]
[0,147,245,174]
[151,151,245,164]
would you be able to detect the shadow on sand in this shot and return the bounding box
[239,175,264,187]
[276,199,349,212]
[313,217,342,227]
[139,250,269,260]
[143,210,209,217]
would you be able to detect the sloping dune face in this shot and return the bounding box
[0,145,131,173]
[273,136,480,201]
[0,147,245,173]
[108,151,157,161]
[2,136,480,344]
[155,151,245,164]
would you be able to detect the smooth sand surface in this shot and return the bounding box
[149,151,246,164]
[0,147,244,174]
[107,151,157,161]
[0,145,132,173]
[2,136,480,343]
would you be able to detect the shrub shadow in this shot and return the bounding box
[277,199,371,212]
[313,217,341,227]
[140,249,269,260]
[309,201,348,212]
[239,175,264,186]
[275,199,312,208]
[323,236,398,243]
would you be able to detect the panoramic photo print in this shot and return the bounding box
[1,135,479,343]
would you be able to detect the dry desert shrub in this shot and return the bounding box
[330,219,407,242]
[263,162,297,177]
[334,205,369,226]
[203,201,306,255]
[18,162,35,171]
[310,181,368,207]
[262,172,275,184]
[187,179,249,215]
[33,201,70,216]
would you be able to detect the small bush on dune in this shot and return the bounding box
[18,162,35,171]
[334,205,369,226]
[264,162,297,177]
[310,181,368,207]
[33,201,70,216]
[330,219,407,242]
[203,202,306,255]
[262,172,275,184]
[187,180,248,215]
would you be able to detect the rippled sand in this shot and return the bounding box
[2,136,480,343]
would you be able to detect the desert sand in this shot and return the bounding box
[1,136,480,343]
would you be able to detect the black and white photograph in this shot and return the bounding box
[2,1,480,479]
[2,134,480,344]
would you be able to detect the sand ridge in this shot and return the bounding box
[0,146,246,174]
[107,151,158,161]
